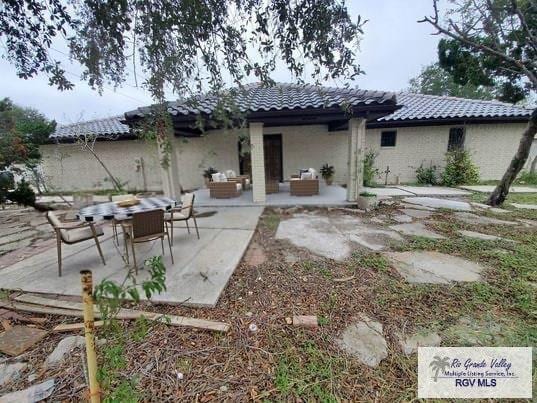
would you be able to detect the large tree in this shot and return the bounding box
[409,63,497,99]
[0,98,55,170]
[0,0,364,100]
[420,0,536,206]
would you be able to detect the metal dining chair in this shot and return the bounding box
[164,193,200,244]
[46,211,106,276]
[122,209,174,274]
[110,194,135,244]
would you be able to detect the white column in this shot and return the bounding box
[249,122,266,203]
[158,136,182,198]
[347,118,366,201]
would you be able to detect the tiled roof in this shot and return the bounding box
[378,92,532,122]
[125,83,397,118]
[50,116,130,140]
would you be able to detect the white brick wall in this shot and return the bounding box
[172,129,241,190]
[40,122,528,192]
[40,140,163,192]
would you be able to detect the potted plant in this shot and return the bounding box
[320,163,335,185]
[356,191,378,211]
[203,167,218,187]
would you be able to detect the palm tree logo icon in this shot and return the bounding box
[430,356,450,382]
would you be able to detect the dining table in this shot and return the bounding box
[77,196,178,222]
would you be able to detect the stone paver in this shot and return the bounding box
[347,228,404,251]
[397,186,470,196]
[398,331,441,355]
[402,197,472,211]
[0,326,48,356]
[453,212,517,226]
[336,314,387,367]
[401,208,433,219]
[470,202,511,214]
[458,230,515,243]
[460,185,537,193]
[0,362,27,387]
[363,187,414,197]
[0,378,55,402]
[44,336,85,369]
[276,214,352,260]
[384,251,483,284]
[511,203,537,210]
[390,222,445,239]
[276,213,404,259]
[392,214,413,223]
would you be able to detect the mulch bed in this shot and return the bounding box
[1,204,532,401]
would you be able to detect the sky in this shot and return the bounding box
[0,1,440,125]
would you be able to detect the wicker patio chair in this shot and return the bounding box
[110,194,135,244]
[164,193,199,244]
[290,178,319,196]
[46,211,106,277]
[122,209,173,274]
[208,181,242,198]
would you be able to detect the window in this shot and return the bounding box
[381,130,397,147]
[448,127,465,151]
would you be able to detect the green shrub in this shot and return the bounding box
[363,150,379,187]
[9,179,36,206]
[415,163,437,185]
[516,170,537,185]
[441,150,479,187]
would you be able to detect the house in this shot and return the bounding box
[40,83,533,202]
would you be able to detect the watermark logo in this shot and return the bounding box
[418,347,532,398]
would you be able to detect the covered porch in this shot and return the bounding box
[195,182,353,207]
[125,84,399,205]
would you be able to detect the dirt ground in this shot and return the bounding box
[0,197,536,402]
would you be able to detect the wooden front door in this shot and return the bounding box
[263,134,283,182]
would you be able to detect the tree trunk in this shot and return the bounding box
[86,146,123,192]
[530,154,537,174]
[487,108,537,206]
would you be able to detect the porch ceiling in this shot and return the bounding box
[171,105,398,136]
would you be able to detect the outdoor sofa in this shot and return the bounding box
[208,171,243,198]
[289,168,319,196]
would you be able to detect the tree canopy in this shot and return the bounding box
[420,0,537,206]
[0,98,56,171]
[0,0,364,100]
[427,0,536,104]
[408,63,496,100]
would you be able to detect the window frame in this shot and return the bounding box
[447,127,465,151]
[380,130,397,148]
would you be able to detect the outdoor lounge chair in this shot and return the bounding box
[122,209,173,274]
[46,211,106,277]
[208,181,242,198]
[164,193,199,243]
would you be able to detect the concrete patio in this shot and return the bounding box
[194,183,471,206]
[0,207,262,307]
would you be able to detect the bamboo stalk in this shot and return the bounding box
[81,270,100,403]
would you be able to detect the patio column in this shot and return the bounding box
[249,122,266,203]
[347,118,366,201]
[158,136,182,198]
